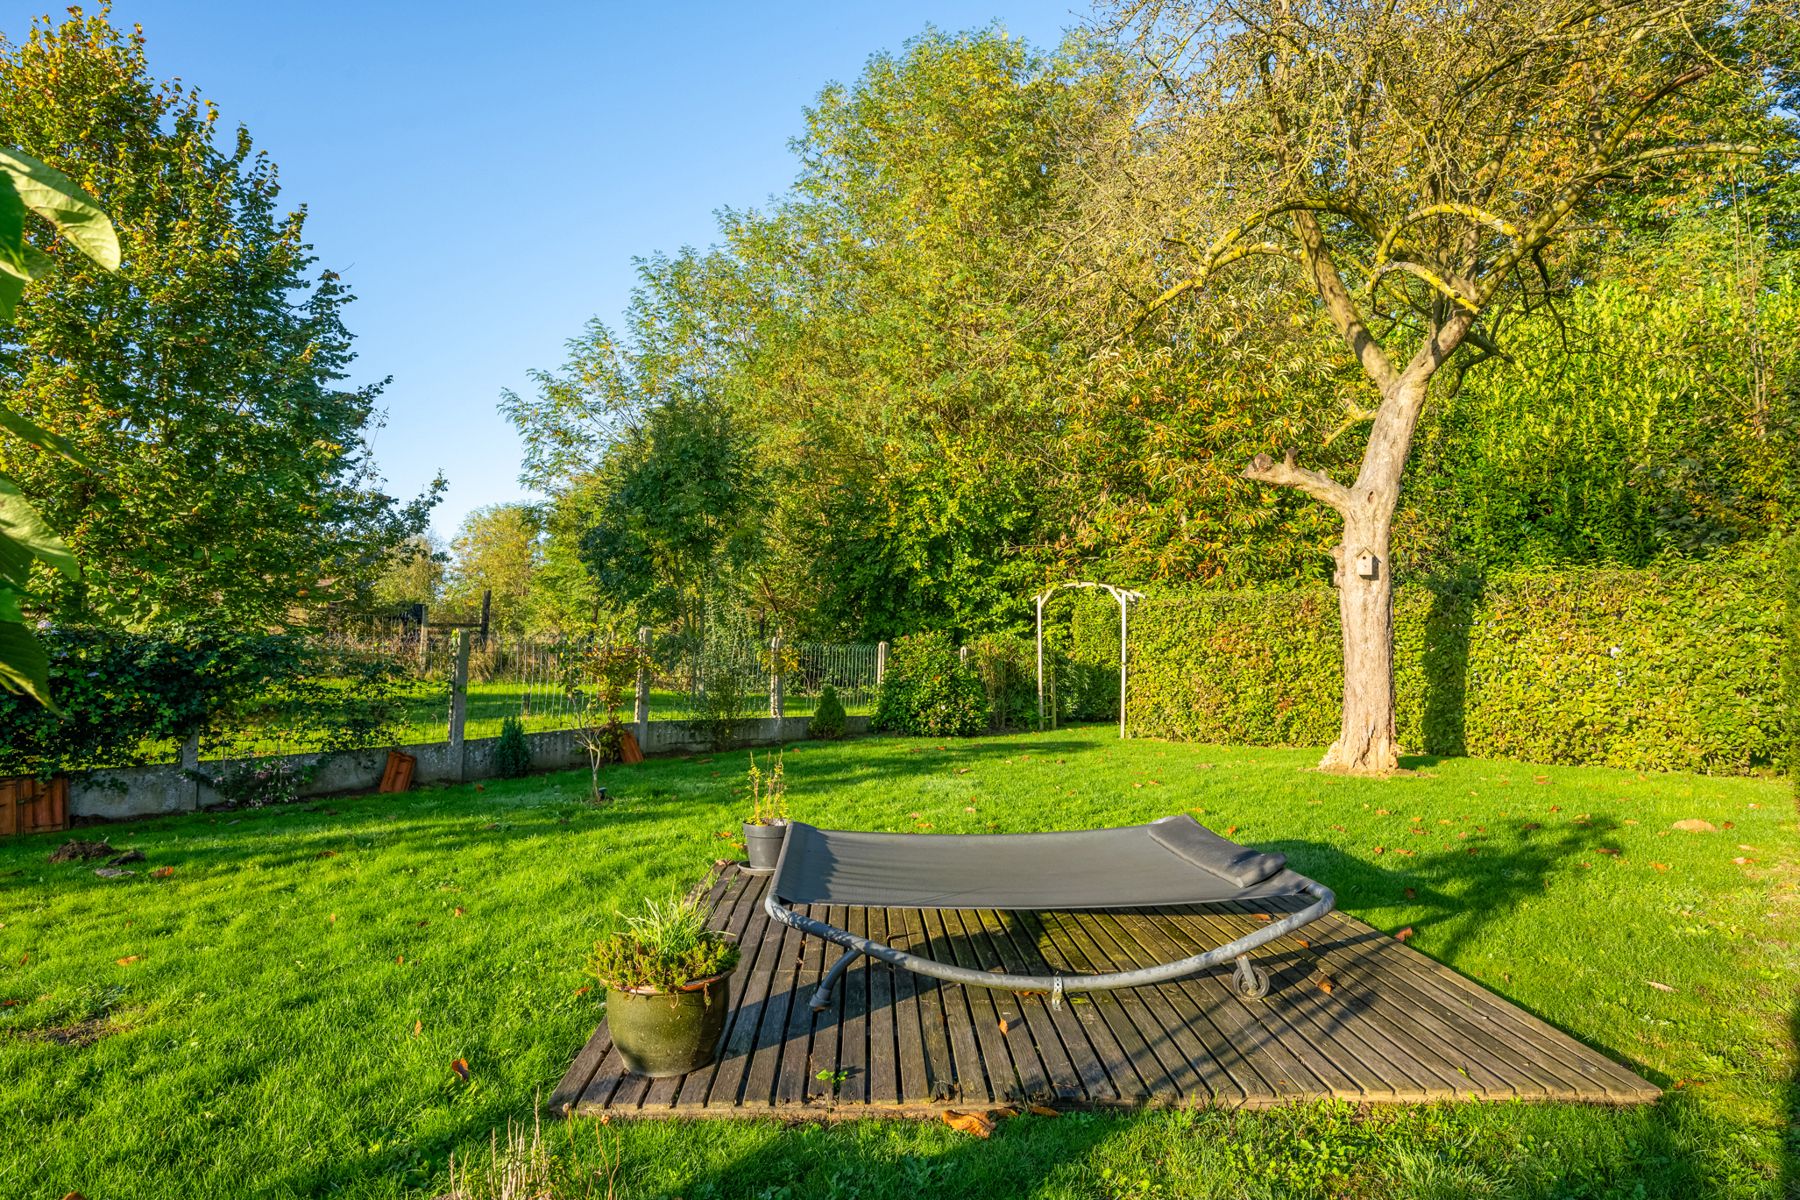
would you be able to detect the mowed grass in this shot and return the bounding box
[0,730,1792,1199]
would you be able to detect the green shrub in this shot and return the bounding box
[586,894,741,993]
[808,684,847,739]
[970,634,1037,731]
[694,652,752,751]
[1124,554,1785,775]
[492,715,531,778]
[871,630,988,737]
[0,625,409,775]
[1064,594,1124,721]
[1783,536,1800,796]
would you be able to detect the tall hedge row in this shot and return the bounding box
[1098,552,1789,775]
[1784,536,1800,793]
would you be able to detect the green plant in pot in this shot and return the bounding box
[741,750,789,872]
[588,894,740,1078]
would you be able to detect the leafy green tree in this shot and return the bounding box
[0,145,118,704]
[0,10,438,631]
[578,391,756,634]
[369,533,446,613]
[1093,0,1782,773]
[444,504,541,632]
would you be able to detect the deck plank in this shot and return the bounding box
[554,864,1659,1118]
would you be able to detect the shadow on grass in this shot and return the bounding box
[1787,1000,1799,1199]
[663,1110,1118,1200]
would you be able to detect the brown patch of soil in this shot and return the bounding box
[16,1017,116,1047]
[47,840,114,864]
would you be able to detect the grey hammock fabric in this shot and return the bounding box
[770,815,1308,911]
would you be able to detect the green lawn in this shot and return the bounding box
[0,730,1792,1198]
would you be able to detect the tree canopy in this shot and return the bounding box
[500,16,1794,661]
[0,9,439,631]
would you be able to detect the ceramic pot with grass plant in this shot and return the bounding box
[588,894,740,1077]
[740,750,789,873]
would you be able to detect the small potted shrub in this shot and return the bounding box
[741,750,788,872]
[808,684,846,740]
[588,894,740,1077]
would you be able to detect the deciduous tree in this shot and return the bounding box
[1095,0,1779,773]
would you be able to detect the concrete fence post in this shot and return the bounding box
[448,630,471,781]
[634,626,650,749]
[876,640,888,686]
[769,634,784,719]
[180,732,202,811]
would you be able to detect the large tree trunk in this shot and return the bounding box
[1320,511,1399,774]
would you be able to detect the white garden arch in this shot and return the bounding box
[1033,581,1143,739]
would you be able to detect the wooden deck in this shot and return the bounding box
[552,864,1656,1118]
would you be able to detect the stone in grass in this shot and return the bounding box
[1670,819,1717,833]
[93,867,137,879]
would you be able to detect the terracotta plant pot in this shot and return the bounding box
[605,972,733,1077]
[742,820,788,872]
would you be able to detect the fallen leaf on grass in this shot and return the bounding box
[413,1020,422,1038]
[942,1110,994,1137]
[149,866,176,878]
[574,985,590,997]
[453,906,465,917]
[115,955,139,966]
[1651,862,1670,872]
[1645,980,1674,993]
[329,913,337,923]
[1027,1104,1060,1117]
[396,955,405,965]
[1596,847,1621,856]
[451,1058,470,1081]
[1402,887,1416,899]
[1733,857,1755,865]
[317,850,337,859]
[1671,819,1715,833]
[1225,825,1238,835]
[1394,927,1414,943]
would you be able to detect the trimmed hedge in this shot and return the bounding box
[1109,552,1788,775]
[1785,536,1800,794]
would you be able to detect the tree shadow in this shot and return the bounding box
[1418,573,1483,756]
[1787,1000,1799,1199]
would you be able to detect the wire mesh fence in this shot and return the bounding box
[165,622,885,767]
[786,641,880,716]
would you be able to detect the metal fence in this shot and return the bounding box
[180,624,884,765]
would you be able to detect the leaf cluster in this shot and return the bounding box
[586,894,740,993]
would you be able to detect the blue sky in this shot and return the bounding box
[71,1,1084,541]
